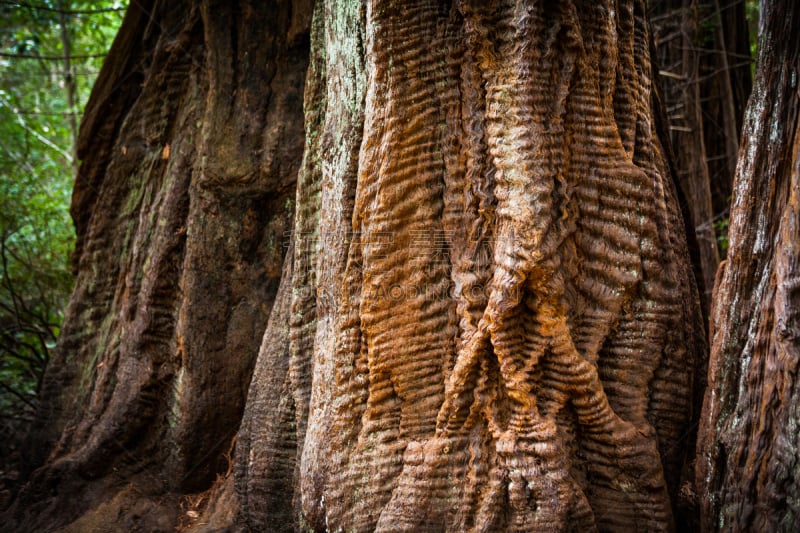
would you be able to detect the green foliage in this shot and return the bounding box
[0,1,124,446]
[714,213,730,253]
[745,0,759,74]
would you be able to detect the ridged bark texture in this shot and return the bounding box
[5,0,309,530]
[5,0,709,531]
[234,0,705,531]
[696,1,800,531]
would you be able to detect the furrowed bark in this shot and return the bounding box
[234,1,705,531]
[7,1,709,531]
[696,2,800,530]
[5,0,308,530]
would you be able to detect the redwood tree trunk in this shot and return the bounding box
[6,1,308,530]
[696,1,800,530]
[237,0,704,531]
[6,1,707,532]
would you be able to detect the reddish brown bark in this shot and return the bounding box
[696,1,800,530]
[234,1,704,531]
[5,1,709,531]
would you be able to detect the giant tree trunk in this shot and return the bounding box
[6,1,309,530]
[696,1,800,530]
[6,1,707,531]
[237,0,704,531]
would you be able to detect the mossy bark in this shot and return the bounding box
[5,1,308,530]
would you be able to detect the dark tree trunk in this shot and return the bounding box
[700,0,753,222]
[652,0,719,307]
[5,1,708,531]
[696,1,800,531]
[5,0,309,530]
[650,0,754,306]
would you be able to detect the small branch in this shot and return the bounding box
[0,328,48,362]
[659,70,688,80]
[0,51,107,60]
[2,69,101,77]
[0,382,37,410]
[4,110,79,116]
[0,0,125,15]
[0,142,36,174]
[0,96,73,161]
[0,411,35,424]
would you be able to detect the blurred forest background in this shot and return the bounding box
[0,0,758,507]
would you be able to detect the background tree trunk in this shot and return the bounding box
[700,0,753,223]
[6,0,309,530]
[6,1,709,531]
[651,0,720,306]
[650,0,753,306]
[696,1,800,530]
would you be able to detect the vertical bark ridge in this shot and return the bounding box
[628,0,698,496]
[285,7,324,520]
[234,240,295,531]
[322,1,459,529]
[298,0,368,528]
